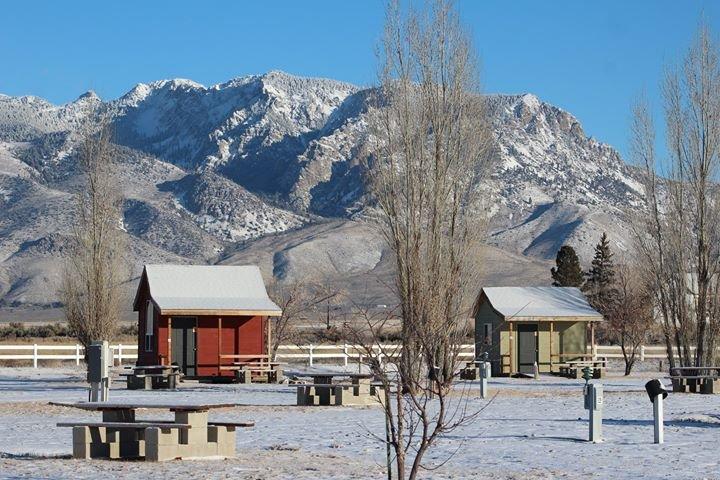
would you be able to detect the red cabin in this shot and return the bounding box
[133,264,282,378]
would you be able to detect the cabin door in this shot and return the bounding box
[517,324,538,374]
[171,317,197,376]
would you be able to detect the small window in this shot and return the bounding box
[145,301,154,352]
[483,323,492,345]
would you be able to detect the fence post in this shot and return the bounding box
[640,345,645,362]
[308,344,314,366]
[76,344,81,366]
[118,344,123,366]
[343,343,348,367]
[33,344,38,368]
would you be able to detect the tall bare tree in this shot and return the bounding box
[602,264,656,375]
[361,0,495,477]
[631,24,720,368]
[60,114,125,358]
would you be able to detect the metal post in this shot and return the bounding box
[583,368,603,443]
[309,345,314,366]
[479,363,488,399]
[33,344,38,368]
[653,395,664,444]
[343,344,348,367]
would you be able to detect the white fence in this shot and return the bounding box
[274,344,477,366]
[0,343,688,368]
[0,344,137,367]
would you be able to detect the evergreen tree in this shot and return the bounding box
[551,245,584,287]
[583,232,618,315]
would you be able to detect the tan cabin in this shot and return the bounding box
[474,287,603,376]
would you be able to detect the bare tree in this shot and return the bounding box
[360,0,495,477]
[631,24,720,368]
[60,114,126,359]
[602,264,656,375]
[267,280,341,360]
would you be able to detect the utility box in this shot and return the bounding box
[480,362,491,380]
[87,341,110,382]
[87,341,111,402]
[584,383,603,410]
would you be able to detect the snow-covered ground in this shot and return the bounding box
[0,366,718,479]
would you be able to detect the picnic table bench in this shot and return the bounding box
[293,372,380,406]
[556,358,608,379]
[121,365,181,390]
[669,366,720,394]
[51,402,252,461]
[218,355,285,384]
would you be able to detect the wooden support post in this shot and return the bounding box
[549,321,554,373]
[590,322,596,361]
[166,316,172,366]
[508,322,513,375]
[266,316,272,360]
[218,316,222,376]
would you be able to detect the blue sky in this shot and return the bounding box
[2,1,718,159]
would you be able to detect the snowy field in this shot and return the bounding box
[0,365,718,479]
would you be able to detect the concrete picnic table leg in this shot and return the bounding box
[99,409,141,459]
[146,427,180,462]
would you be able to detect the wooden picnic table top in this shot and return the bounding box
[57,421,191,429]
[127,364,180,371]
[49,402,239,411]
[293,372,374,379]
[670,375,719,379]
[231,361,285,366]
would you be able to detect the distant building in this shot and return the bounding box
[474,287,603,376]
[133,264,282,378]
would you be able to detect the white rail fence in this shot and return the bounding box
[0,343,691,368]
[0,344,137,367]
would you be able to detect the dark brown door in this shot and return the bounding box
[517,324,538,374]
[171,317,197,376]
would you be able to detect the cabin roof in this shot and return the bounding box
[480,286,603,321]
[134,264,282,316]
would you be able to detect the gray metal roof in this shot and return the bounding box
[142,264,281,315]
[481,286,602,320]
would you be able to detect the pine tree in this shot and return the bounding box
[551,245,584,287]
[583,232,618,315]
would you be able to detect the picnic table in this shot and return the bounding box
[669,366,720,394]
[292,372,379,406]
[218,355,285,384]
[555,357,608,379]
[120,364,181,390]
[51,401,252,461]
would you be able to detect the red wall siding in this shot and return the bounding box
[196,316,220,376]
[193,315,267,377]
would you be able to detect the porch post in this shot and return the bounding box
[166,316,172,366]
[590,322,596,361]
[508,321,514,375]
[549,321,554,373]
[267,317,272,361]
[218,316,222,376]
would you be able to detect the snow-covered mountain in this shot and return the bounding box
[0,71,642,313]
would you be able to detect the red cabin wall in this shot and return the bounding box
[135,276,162,366]
[193,315,267,377]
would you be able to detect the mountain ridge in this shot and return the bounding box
[0,71,641,315]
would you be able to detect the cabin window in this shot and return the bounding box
[145,301,154,351]
[483,323,492,345]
